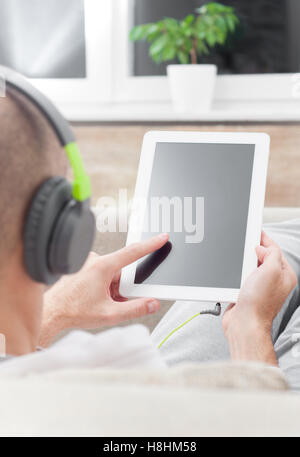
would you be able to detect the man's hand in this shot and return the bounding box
[40,234,169,347]
[223,231,297,366]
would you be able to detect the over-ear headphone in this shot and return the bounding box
[1,66,95,285]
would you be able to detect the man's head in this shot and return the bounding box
[0,89,68,270]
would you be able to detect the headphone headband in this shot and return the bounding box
[0,65,91,201]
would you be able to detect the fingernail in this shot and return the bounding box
[159,233,168,240]
[148,300,159,314]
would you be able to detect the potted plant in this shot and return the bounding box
[130,2,239,113]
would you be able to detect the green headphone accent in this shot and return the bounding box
[64,142,91,201]
[0,65,96,285]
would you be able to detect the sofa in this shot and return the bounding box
[0,207,300,437]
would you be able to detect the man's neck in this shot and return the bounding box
[0,250,44,356]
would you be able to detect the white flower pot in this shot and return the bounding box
[167,64,217,113]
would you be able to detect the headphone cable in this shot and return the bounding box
[157,303,222,349]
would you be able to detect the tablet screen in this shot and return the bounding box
[134,142,255,289]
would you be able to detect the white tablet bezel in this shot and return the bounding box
[120,131,270,303]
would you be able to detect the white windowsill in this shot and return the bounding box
[62,101,300,123]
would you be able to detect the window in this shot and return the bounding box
[131,0,300,77]
[113,0,300,106]
[0,0,87,79]
[0,0,112,115]
[0,0,298,119]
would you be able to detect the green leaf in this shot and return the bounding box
[151,53,163,64]
[183,38,193,53]
[194,2,239,48]
[182,27,193,38]
[129,23,164,42]
[182,14,195,27]
[162,17,179,31]
[145,24,164,42]
[149,34,170,56]
[196,40,209,55]
[175,37,185,47]
[146,24,160,36]
[226,15,236,32]
[146,31,161,42]
[215,29,226,44]
[177,51,189,64]
[195,20,208,40]
[162,45,177,60]
[196,5,207,14]
[202,14,214,27]
[215,15,227,33]
[199,3,234,14]
[206,30,217,47]
[129,25,149,41]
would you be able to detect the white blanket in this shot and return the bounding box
[0,325,166,376]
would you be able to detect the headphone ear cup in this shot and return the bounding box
[49,199,95,275]
[24,177,72,284]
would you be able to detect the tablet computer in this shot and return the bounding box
[120,131,270,303]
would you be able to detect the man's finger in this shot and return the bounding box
[261,232,287,268]
[106,234,169,270]
[256,245,268,264]
[109,298,160,324]
[261,231,279,249]
[256,245,282,272]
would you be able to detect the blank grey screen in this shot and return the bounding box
[0,0,86,78]
[135,142,255,289]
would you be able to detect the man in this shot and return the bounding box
[1,89,299,390]
[0,89,166,357]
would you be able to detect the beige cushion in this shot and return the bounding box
[0,364,298,437]
[32,362,288,392]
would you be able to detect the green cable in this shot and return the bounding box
[157,312,201,349]
[157,303,222,349]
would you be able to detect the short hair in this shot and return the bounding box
[0,89,68,267]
